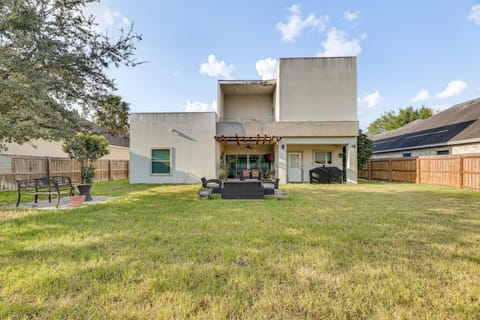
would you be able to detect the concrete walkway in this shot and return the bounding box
[4,196,117,210]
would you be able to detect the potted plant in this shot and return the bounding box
[62,132,110,201]
[218,158,227,180]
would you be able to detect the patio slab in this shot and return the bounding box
[3,196,117,210]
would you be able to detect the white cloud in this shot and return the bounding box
[256,58,277,80]
[317,28,362,57]
[199,55,235,80]
[358,91,381,109]
[431,104,449,113]
[184,100,217,112]
[435,80,467,99]
[276,5,328,42]
[84,3,130,32]
[121,17,130,26]
[468,5,480,25]
[344,10,359,21]
[411,89,431,103]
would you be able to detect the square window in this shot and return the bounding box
[152,149,171,174]
[314,151,332,165]
[436,150,449,155]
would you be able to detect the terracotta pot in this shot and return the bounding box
[77,184,93,201]
[71,195,86,207]
[264,153,274,163]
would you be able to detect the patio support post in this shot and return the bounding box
[345,141,358,184]
[278,143,287,184]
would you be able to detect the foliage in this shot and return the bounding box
[218,158,227,180]
[62,132,109,183]
[95,95,130,138]
[0,0,141,148]
[368,106,433,135]
[0,181,479,318]
[357,129,374,169]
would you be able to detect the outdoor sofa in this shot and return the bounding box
[201,177,280,199]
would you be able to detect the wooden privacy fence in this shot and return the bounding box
[359,158,417,183]
[0,155,129,191]
[359,154,480,191]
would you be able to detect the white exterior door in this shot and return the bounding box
[288,152,302,182]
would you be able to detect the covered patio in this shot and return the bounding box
[215,134,281,179]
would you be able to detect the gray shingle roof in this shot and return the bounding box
[372,97,480,153]
[90,124,129,148]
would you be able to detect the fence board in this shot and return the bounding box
[359,154,480,191]
[0,155,129,191]
[359,158,416,182]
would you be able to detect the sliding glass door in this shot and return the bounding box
[225,154,271,178]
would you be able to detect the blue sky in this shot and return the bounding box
[88,0,480,129]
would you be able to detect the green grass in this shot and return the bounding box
[1,180,480,319]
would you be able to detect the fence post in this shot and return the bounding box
[108,160,112,181]
[388,159,392,182]
[416,158,420,184]
[459,156,463,189]
[46,157,51,178]
[368,160,372,180]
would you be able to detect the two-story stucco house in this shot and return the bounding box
[130,57,358,184]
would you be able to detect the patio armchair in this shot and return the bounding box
[201,177,223,194]
[242,169,251,180]
[262,178,279,195]
[251,169,260,179]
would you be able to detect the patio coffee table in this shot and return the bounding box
[221,180,264,199]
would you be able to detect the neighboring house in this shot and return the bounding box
[371,98,480,159]
[0,128,130,160]
[130,57,359,184]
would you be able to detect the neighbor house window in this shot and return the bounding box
[151,148,172,174]
[436,150,449,155]
[403,153,412,158]
[313,151,332,165]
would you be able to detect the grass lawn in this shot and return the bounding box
[0,180,479,319]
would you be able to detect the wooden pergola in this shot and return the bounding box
[214,134,282,146]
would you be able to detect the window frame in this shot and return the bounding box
[313,151,333,165]
[436,149,450,156]
[151,148,173,175]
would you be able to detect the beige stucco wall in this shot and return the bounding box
[277,137,357,184]
[286,144,344,182]
[277,57,357,122]
[217,120,358,138]
[103,146,129,160]
[217,83,225,120]
[129,112,217,184]
[372,148,447,159]
[223,95,273,122]
[2,139,129,160]
[451,142,480,154]
[2,140,68,158]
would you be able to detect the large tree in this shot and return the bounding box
[367,106,433,135]
[0,0,141,148]
[95,95,130,138]
[357,129,373,169]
